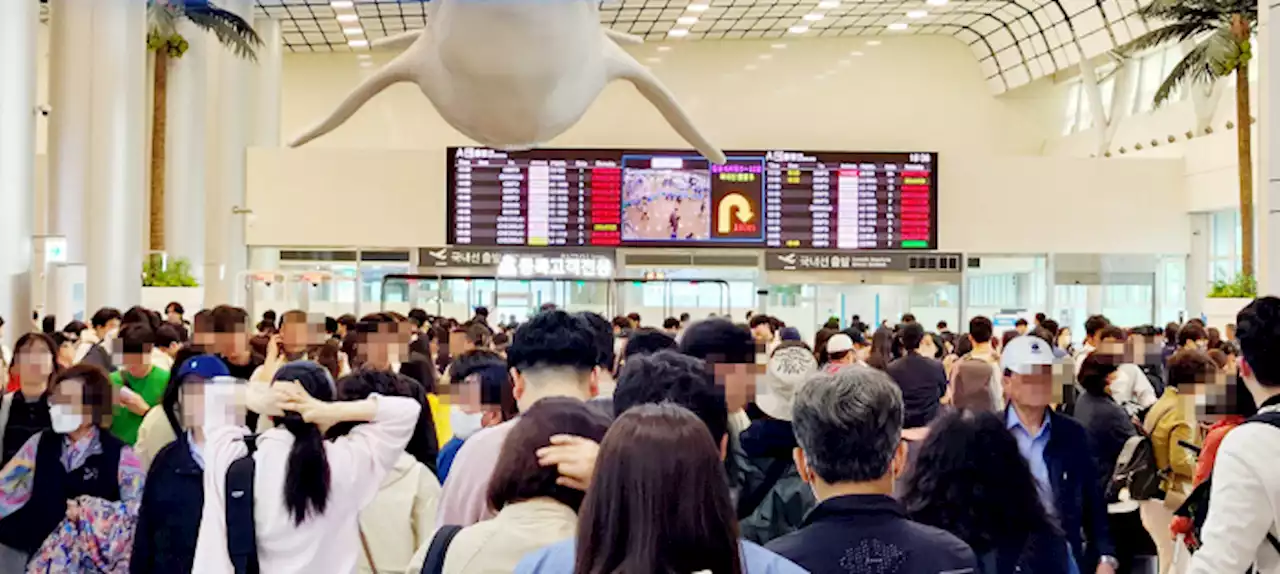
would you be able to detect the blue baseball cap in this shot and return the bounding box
[176,355,231,380]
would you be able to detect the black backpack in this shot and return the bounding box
[226,435,260,574]
[420,525,463,574]
[1139,364,1166,396]
[1107,400,1177,503]
[1174,412,1280,556]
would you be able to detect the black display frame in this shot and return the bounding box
[445,147,939,251]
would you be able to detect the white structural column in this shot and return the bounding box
[47,0,96,266]
[1263,0,1280,295]
[206,0,255,306]
[0,0,38,346]
[87,0,148,311]
[248,18,284,275]
[165,20,210,283]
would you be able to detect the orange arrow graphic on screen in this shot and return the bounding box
[718,193,753,233]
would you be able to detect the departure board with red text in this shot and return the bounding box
[447,147,937,250]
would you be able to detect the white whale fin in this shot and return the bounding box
[608,49,727,164]
[372,29,422,49]
[288,53,416,148]
[604,28,645,45]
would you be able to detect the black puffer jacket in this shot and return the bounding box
[131,434,203,574]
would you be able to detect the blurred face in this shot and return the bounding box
[1015,324,1028,335]
[180,381,207,429]
[14,341,55,392]
[50,378,99,433]
[752,324,773,343]
[98,319,121,339]
[918,337,938,358]
[214,322,250,358]
[1057,329,1071,348]
[359,326,400,369]
[280,319,323,355]
[166,310,183,324]
[123,350,152,378]
[1095,337,1126,363]
[714,362,762,413]
[1004,365,1055,410]
[56,341,76,368]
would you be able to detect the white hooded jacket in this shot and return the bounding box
[357,453,441,574]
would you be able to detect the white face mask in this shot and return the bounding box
[450,407,485,440]
[50,404,86,434]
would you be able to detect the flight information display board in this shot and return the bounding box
[447,147,937,250]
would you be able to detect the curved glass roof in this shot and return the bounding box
[255,0,1145,93]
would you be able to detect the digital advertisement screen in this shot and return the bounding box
[447,147,938,250]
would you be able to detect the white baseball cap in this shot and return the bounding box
[757,345,818,421]
[1001,335,1058,375]
[826,333,855,355]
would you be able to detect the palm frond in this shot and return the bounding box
[1152,40,1212,107]
[1136,0,1228,25]
[181,1,263,61]
[1152,27,1240,108]
[148,0,180,36]
[1123,20,1219,54]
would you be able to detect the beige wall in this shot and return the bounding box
[258,35,1188,251]
[248,146,1188,254]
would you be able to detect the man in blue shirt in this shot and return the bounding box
[1002,335,1118,574]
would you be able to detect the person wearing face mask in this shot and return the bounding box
[437,353,516,482]
[75,307,122,373]
[1095,326,1158,417]
[0,364,145,569]
[130,355,233,572]
[764,366,977,571]
[1,334,58,466]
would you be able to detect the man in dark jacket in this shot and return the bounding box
[1001,335,1118,574]
[885,322,948,429]
[766,366,977,572]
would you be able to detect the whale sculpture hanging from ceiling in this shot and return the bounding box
[287,0,727,164]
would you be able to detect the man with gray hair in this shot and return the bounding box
[766,366,977,573]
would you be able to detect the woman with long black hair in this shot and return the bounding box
[191,361,421,573]
[515,403,805,574]
[901,409,1073,574]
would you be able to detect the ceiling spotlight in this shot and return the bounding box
[657,45,673,51]
[926,0,949,5]
[745,64,759,70]
[348,39,369,47]
[788,25,810,34]
[771,43,788,49]
[356,54,372,60]
[837,59,851,65]
[686,3,709,11]
[907,10,927,18]
[817,0,839,7]
[850,50,864,56]
[330,0,354,8]
[646,57,662,63]
[668,28,690,37]
[866,40,882,46]
[337,13,359,23]
[343,27,363,35]
[887,22,909,30]
[803,12,824,20]
[677,15,698,24]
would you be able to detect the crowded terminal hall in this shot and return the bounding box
[5,0,1280,573]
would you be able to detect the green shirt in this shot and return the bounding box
[109,367,170,445]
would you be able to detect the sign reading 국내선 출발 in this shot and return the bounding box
[765,250,963,272]
[418,247,615,279]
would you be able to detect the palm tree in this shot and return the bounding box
[147,0,261,252]
[1128,0,1257,278]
